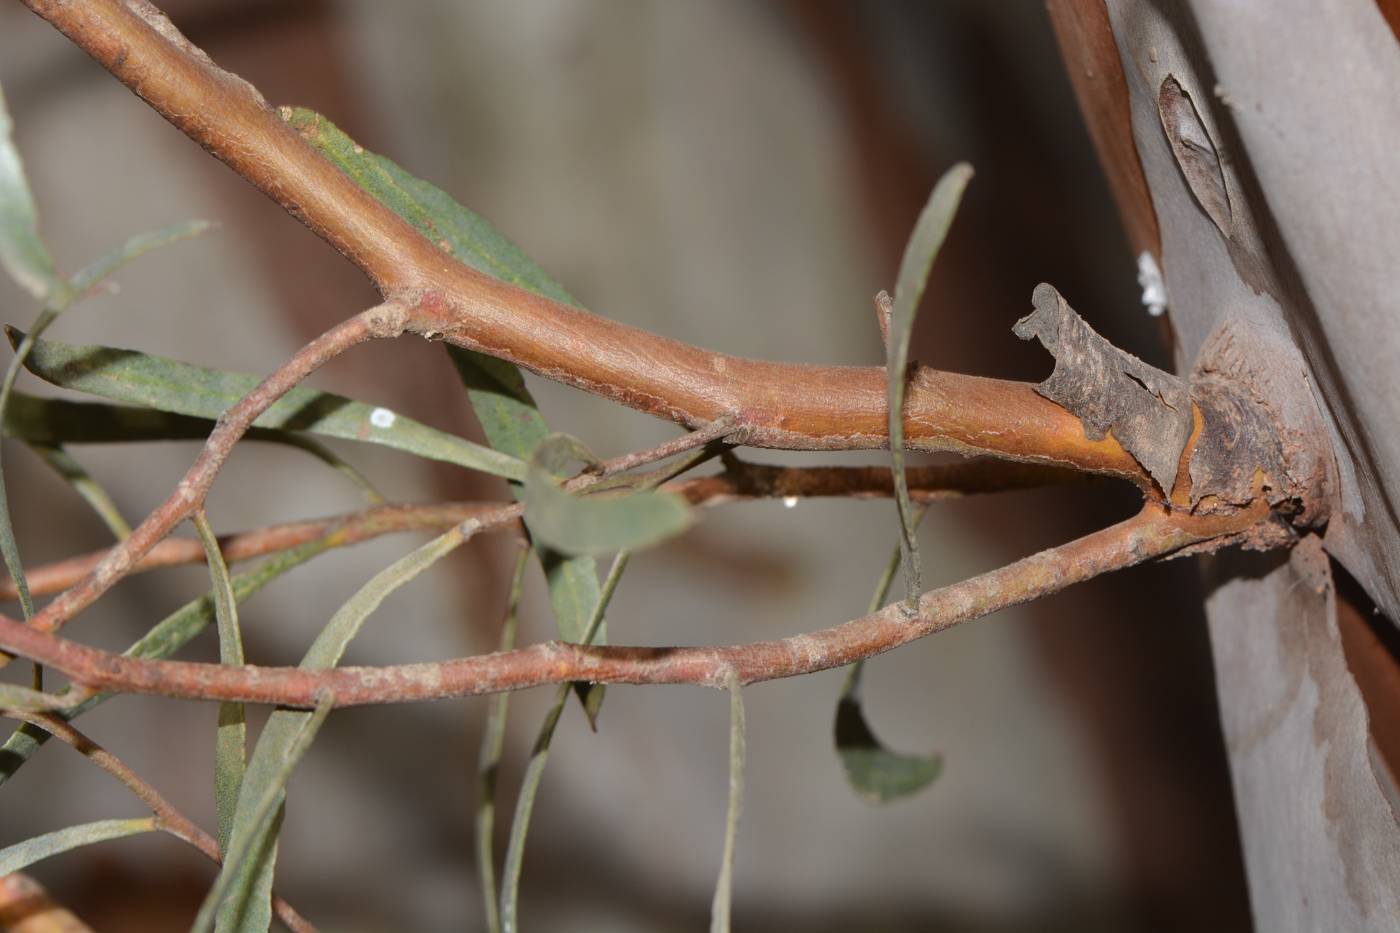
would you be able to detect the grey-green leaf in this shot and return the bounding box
[11,330,524,482]
[0,81,65,302]
[299,108,610,702]
[68,218,211,294]
[0,818,155,876]
[887,163,973,608]
[834,696,942,804]
[286,108,580,309]
[523,434,691,556]
[835,531,942,804]
[214,528,467,933]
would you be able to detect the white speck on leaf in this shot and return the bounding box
[370,407,396,429]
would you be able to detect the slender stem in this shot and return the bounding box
[0,501,519,603]
[9,304,401,648]
[21,0,1151,489]
[710,668,745,933]
[1,457,1087,605]
[0,501,1269,707]
[0,709,318,933]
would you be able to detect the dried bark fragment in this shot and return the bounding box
[1158,75,1233,235]
[1014,283,1193,493]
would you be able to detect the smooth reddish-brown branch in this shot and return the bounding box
[0,501,1269,708]
[20,0,1152,488]
[8,303,404,647]
[1,710,316,933]
[0,457,1087,603]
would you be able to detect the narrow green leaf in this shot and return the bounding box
[447,347,552,464]
[215,526,470,933]
[887,163,972,609]
[448,343,607,713]
[198,693,332,933]
[299,107,611,708]
[194,511,246,860]
[0,817,155,876]
[68,219,211,294]
[5,393,384,503]
[10,331,525,482]
[710,669,746,933]
[476,548,530,933]
[523,434,691,557]
[498,550,629,933]
[27,443,132,540]
[286,109,581,310]
[0,81,65,302]
[835,525,942,804]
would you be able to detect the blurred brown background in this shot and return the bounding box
[0,1,1249,930]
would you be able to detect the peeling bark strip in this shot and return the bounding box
[1158,75,1233,235]
[1014,284,1193,493]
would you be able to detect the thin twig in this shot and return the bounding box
[22,0,1153,489]
[1,501,517,602]
[7,303,404,649]
[0,501,1270,707]
[1,457,1086,604]
[0,709,318,933]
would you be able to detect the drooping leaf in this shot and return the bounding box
[10,330,524,482]
[199,695,332,933]
[0,817,155,876]
[887,163,972,609]
[4,392,382,503]
[835,527,942,804]
[299,108,610,707]
[0,81,66,303]
[194,511,246,860]
[475,548,530,933]
[523,433,691,556]
[448,350,607,655]
[498,551,629,933]
[835,694,942,805]
[213,526,469,933]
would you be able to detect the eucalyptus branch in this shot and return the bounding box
[20,0,1153,489]
[0,709,318,933]
[0,501,1269,708]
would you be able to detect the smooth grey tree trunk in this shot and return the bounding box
[1078,1,1400,927]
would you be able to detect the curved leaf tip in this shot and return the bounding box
[835,696,942,804]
